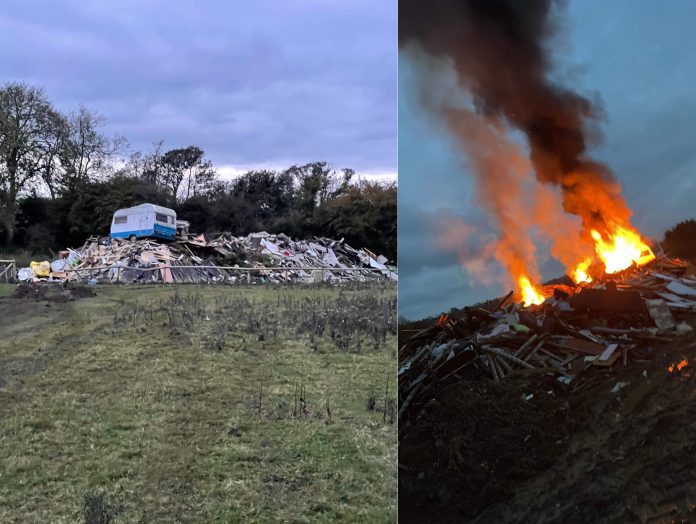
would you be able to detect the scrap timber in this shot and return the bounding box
[25,232,397,284]
[398,255,696,426]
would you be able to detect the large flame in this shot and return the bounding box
[590,227,655,274]
[518,276,544,306]
[569,226,655,284]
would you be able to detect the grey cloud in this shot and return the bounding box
[0,0,396,172]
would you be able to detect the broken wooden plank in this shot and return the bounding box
[523,338,546,363]
[483,346,535,369]
[666,280,696,297]
[594,343,620,367]
[549,337,605,356]
[513,333,538,357]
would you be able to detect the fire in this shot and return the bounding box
[518,276,544,306]
[668,359,688,373]
[590,227,655,274]
[569,226,654,284]
[573,258,593,284]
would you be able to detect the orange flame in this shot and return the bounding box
[573,258,593,284]
[669,359,688,373]
[518,276,544,306]
[590,227,655,274]
[569,225,654,284]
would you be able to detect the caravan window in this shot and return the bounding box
[155,213,168,223]
[114,216,127,224]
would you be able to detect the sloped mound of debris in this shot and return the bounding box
[399,379,568,521]
[22,232,396,285]
[399,255,696,523]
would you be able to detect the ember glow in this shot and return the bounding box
[590,227,655,275]
[668,359,689,373]
[518,276,545,306]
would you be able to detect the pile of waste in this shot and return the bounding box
[398,254,696,425]
[18,232,397,284]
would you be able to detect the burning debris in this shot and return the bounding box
[399,1,695,521]
[398,255,696,425]
[400,0,656,306]
[668,359,689,374]
[18,232,397,285]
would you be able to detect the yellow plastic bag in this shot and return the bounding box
[30,260,51,277]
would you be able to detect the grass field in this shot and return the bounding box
[0,283,397,523]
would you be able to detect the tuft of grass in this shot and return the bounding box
[82,490,118,524]
[0,284,396,523]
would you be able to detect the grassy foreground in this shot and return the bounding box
[0,284,396,523]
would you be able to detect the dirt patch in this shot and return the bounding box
[12,282,47,300]
[12,282,96,302]
[399,336,696,523]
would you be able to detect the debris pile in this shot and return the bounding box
[19,232,397,284]
[398,255,696,424]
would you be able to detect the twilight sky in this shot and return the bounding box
[0,0,397,179]
[399,0,696,320]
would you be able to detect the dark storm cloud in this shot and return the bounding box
[400,0,696,320]
[0,0,396,174]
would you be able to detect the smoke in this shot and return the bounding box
[429,208,504,286]
[400,0,634,238]
[531,183,591,273]
[443,106,543,291]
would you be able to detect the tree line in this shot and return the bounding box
[0,82,396,260]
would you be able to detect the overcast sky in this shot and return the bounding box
[400,0,696,320]
[0,0,397,179]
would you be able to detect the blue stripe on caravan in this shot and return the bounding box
[111,225,175,240]
[111,228,154,239]
[153,224,176,240]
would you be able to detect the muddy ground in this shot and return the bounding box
[399,334,696,523]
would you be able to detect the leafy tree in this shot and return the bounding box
[663,219,696,260]
[67,174,165,240]
[320,180,397,261]
[280,162,354,237]
[231,169,294,223]
[161,146,217,201]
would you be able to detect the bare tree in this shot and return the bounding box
[140,139,165,186]
[0,82,63,244]
[56,106,126,197]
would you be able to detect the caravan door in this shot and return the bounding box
[138,213,147,236]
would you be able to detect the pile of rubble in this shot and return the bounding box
[18,232,397,284]
[398,255,696,424]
